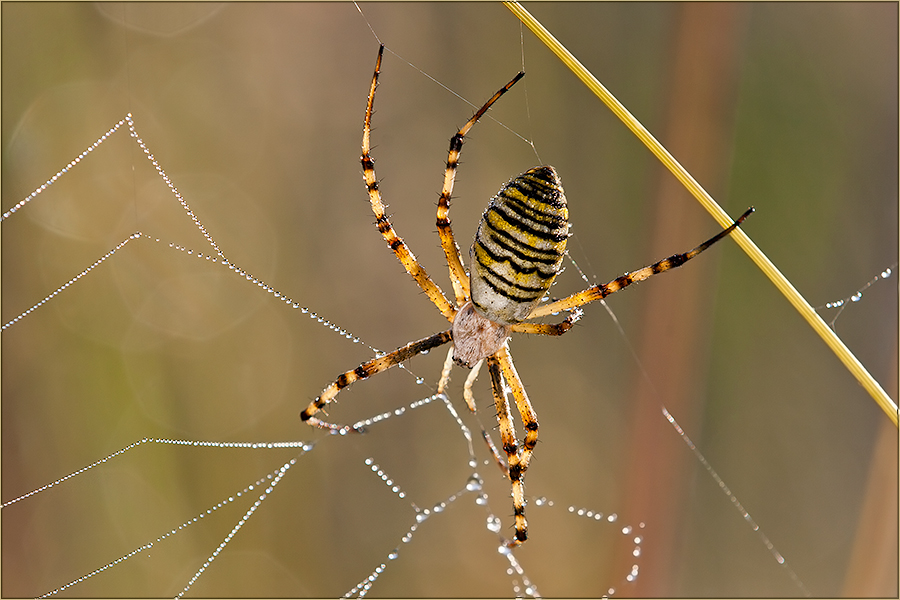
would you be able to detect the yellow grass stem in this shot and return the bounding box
[504,1,898,426]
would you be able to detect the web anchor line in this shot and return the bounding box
[2,114,368,355]
[2,437,314,510]
[342,381,643,598]
[2,118,129,221]
[343,457,483,599]
[176,456,302,598]
[2,111,438,387]
[661,407,809,595]
[21,440,314,598]
[817,262,897,329]
[564,251,812,597]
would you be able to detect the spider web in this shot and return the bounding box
[2,4,897,598]
[2,109,645,599]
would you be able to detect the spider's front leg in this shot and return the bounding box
[300,330,452,434]
[435,70,524,306]
[527,207,755,319]
[361,44,456,322]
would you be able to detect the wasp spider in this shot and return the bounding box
[301,45,752,547]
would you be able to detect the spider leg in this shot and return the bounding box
[528,207,754,319]
[486,355,522,528]
[362,45,456,322]
[436,346,455,396]
[481,426,511,477]
[436,71,525,306]
[300,329,452,433]
[494,345,539,485]
[463,359,484,413]
[456,358,510,477]
[489,346,538,547]
[509,307,583,336]
[436,350,509,478]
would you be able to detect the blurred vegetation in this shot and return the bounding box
[2,3,896,597]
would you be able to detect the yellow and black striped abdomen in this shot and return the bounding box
[469,166,568,325]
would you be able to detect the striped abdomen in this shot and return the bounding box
[468,166,568,325]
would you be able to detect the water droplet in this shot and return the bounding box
[466,474,483,492]
[486,515,502,533]
[388,550,399,560]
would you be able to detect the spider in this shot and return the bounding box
[300,45,753,548]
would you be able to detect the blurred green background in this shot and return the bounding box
[2,3,896,597]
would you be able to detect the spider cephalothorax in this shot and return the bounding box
[300,44,752,547]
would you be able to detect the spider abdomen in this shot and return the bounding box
[469,166,568,325]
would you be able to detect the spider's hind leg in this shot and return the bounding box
[488,347,538,547]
